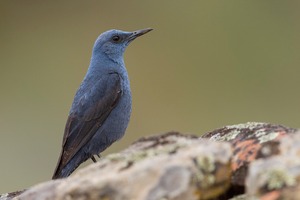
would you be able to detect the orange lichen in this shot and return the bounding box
[231,139,261,171]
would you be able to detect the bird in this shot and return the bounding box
[52,28,153,179]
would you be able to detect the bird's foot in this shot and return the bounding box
[91,154,101,163]
[91,155,97,163]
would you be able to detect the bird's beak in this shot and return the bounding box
[127,28,153,42]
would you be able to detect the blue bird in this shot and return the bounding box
[52,28,153,179]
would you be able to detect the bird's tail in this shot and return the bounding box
[52,150,90,179]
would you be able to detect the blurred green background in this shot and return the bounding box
[1,1,300,193]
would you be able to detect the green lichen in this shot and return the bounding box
[193,169,216,189]
[226,122,265,130]
[109,142,189,170]
[205,174,216,187]
[228,194,259,200]
[210,129,241,142]
[195,155,215,173]
[221,130,241,141]
[139,142,186,159]
[192,155,217,188]
[129,150,148,162]
[265,168,296,190]
[255,131,279,143]
[213,122,269,142]
[106,153,124,161]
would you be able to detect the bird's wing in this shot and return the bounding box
[55,72,122,172]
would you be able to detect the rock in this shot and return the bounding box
[16,132,232,200]
[228,194,257,200]
[0,191,24,200]
[246,131,300,199]
[201,122,297,187]
[2,123,300,200]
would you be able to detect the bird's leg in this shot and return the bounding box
[91,155,97,163]
[96,154,101,158]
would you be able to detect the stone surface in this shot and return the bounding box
[246,131,300,199]
[201,122,297,186]
[0,191,24,200]
[15,132,232,200]
[2,123,300,200]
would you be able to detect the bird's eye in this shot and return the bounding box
[112,35,121,42]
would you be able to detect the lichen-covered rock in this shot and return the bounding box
[16,132,232,200]
[246,157,300,196]
[0,191,24,200]
[228,194,258,200]
[246,131,300,199]
[201,122,297,186]
[3,123,299,200]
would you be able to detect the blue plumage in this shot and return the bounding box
[52,28,152,179]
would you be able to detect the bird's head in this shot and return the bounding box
[92,28,153,63]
